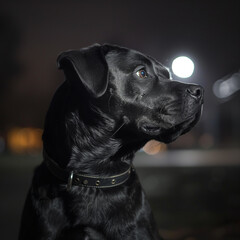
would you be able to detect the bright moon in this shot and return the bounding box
[172,56,194,78]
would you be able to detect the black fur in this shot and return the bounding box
[19,44,203,240]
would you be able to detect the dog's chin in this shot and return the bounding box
[159,110,202,143]
[139,108,202,143]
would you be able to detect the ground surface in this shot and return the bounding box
[0,150,240,240]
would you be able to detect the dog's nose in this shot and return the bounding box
[187,85,204,101]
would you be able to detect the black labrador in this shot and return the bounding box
[19,44,203,240]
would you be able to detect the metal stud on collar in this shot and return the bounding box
[83,179,88,185]
[96,180,100,186]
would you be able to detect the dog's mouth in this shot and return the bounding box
[139,105,203,139]
[141,124,161,135]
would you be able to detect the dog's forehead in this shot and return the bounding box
[106,48,162,71]
[105,47,169,79]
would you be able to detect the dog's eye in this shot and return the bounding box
[136,69,148,79]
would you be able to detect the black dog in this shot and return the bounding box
[19,44,203,240]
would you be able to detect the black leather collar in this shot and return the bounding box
[43,149,132,190]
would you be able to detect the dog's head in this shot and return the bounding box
[57,44,203,144]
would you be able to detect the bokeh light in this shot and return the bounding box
[172,56,195,78]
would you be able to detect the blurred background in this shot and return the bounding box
[0,0,240,239]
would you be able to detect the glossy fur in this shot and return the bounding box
[19,44,203,240]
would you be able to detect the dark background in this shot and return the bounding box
[0,1,240,239]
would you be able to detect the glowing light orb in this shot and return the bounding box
[172,56,194,78]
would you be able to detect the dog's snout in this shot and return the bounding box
[187,85,203,101]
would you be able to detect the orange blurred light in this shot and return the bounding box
[143,140,167,155]
[7,127,43,154]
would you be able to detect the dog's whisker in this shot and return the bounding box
[111,116,130,137]
[110,121,126,137]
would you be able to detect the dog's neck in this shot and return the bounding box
[66,109,130,176]
[42,82,146,176]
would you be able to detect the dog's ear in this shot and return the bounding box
[57,44,108,98]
